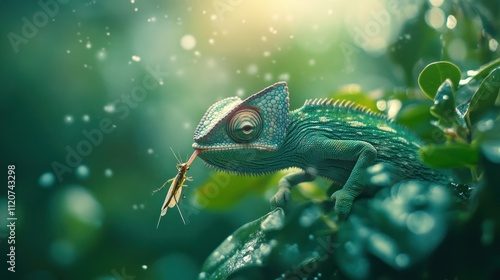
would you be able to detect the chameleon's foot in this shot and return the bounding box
[270,187,291,210]
[331,190,355,219]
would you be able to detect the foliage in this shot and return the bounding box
[197,57,500,280]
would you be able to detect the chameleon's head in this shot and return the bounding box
[192,82,289,171]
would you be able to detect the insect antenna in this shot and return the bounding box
[170,147,182,165]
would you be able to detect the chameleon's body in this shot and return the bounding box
[192,82,449,217]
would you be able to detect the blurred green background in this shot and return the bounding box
[0,0,498,279]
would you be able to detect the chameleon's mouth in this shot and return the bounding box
[192,143,276,152]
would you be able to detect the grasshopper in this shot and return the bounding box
[155,149,199,228]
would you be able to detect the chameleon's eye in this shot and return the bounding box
[227,107,262,143]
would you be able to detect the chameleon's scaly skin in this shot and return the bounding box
[192,82,449,217]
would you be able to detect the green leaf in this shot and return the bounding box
[418,61,461,99]
[199,203,338,279]
[419,143,479,168]
[430,79,457,123]
[466,67,500,126]
[467,57,500,82]
[395,101,438,141]
[199,208,285,280]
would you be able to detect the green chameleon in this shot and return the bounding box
[192,82,450,218]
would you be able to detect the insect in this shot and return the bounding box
[155,149,199,228]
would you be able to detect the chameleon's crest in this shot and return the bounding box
[193,82,289,151]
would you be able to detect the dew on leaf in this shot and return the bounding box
[260,207,285,231]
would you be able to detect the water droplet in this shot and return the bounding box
[39,172,55,187]
[131,55,141,62]
[308,59,316,66]
[246,64,258,75]
[62,186,103,227]
[133,204,138,210]
[104,104,115,113]
[64,115,74,124]
[446,15,457,29]
[141,265,148,270]
[97,49,106,60]
[76,165,90,179]
[180,34,196,50]
[147,148,154,154]
[82,114,90,122]
[104,168,113,177]
[86,41,92,49]
[489,39,499,52]
[278,73,290,81]
[261,208,285,231]
[264,73,273,81]
[425,7,445,29]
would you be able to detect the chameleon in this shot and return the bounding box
[191,82,450,218]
